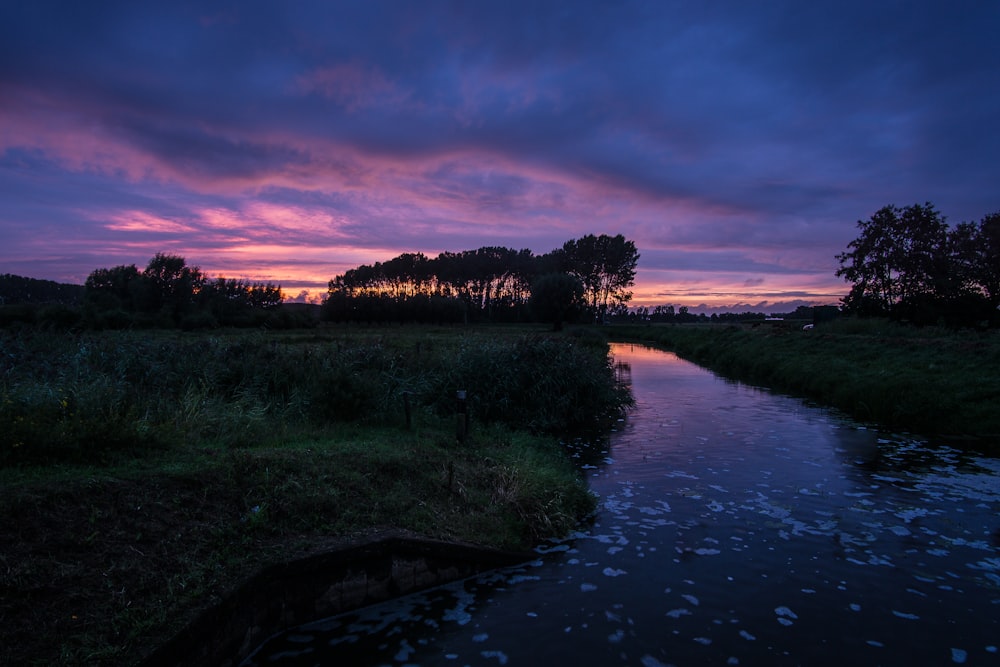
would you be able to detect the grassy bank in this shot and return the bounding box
[609,319,1000,446]
[0,326,629,666]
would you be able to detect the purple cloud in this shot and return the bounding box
[1,0,998,311]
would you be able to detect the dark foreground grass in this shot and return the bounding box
[0,326,626,666]
[610,319,1000,447]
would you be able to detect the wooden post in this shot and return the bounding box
[402,391,412,430]
[455,390,468,442]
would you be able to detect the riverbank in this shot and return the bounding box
[609,319,1000,448]
[0,326,629,666]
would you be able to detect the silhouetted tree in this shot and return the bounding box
[83,254,282,329]
[84,264,143,311]
[141,253,204,321]
[651,304,675,323]
[952,212,1000,311]
[836,203,949,317]
[559,234,639,322]
[837,204,1000,326]
[0,274,84,305]
[529,273,585,331]
[323,234,640,325]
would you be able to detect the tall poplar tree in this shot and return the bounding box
[559,234,639,322]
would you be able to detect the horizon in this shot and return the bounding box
[2,2,998,314]
[3,247,839,316]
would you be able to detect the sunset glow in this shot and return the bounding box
[2,2,998,312]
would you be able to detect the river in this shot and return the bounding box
[242,343,999,666]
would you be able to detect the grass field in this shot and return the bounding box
[0,325,629,666]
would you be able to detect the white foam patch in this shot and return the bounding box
[443,608,472,625]
[481,650,509,664]
[774,606,797,626]
[892,610,920,620]
[948,537,991,550]
[895,507,931,523]
[394,639,414,661]
[535,543,570,554]
[969,557,1000,572]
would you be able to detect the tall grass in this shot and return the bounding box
[0,328,631,467]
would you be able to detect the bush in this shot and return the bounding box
[180,311,219,331]
[428,335,632,434]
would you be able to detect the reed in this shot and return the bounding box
[0,327,631,466]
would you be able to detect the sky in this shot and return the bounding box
[1,1,998,313]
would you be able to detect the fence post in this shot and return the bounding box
[455,390,468,442]
[402,391,412,430]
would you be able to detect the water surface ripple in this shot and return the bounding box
[243,343,999,666]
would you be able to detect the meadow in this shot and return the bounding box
[610,318,1000,448]
[0,325,630,666]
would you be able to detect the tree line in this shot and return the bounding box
[0,274,84,306]
[836,203,999,327]
[1,233,639,331]
[322,233,639,327]
[81,253,288,329]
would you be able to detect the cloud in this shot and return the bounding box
[1,1,998,306]
[295,61,411,112]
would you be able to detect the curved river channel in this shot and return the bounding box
[243,343,1000,666]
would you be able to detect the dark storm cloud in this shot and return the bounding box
[1,0,998,308]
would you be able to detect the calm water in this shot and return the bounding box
[243,344,1000,666]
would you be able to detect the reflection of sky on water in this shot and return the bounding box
[243,344,1000,666]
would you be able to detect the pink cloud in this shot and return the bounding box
[0,79,850,309]
[105,210,197,233]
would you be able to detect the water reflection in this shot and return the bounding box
[243,344,999,666]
